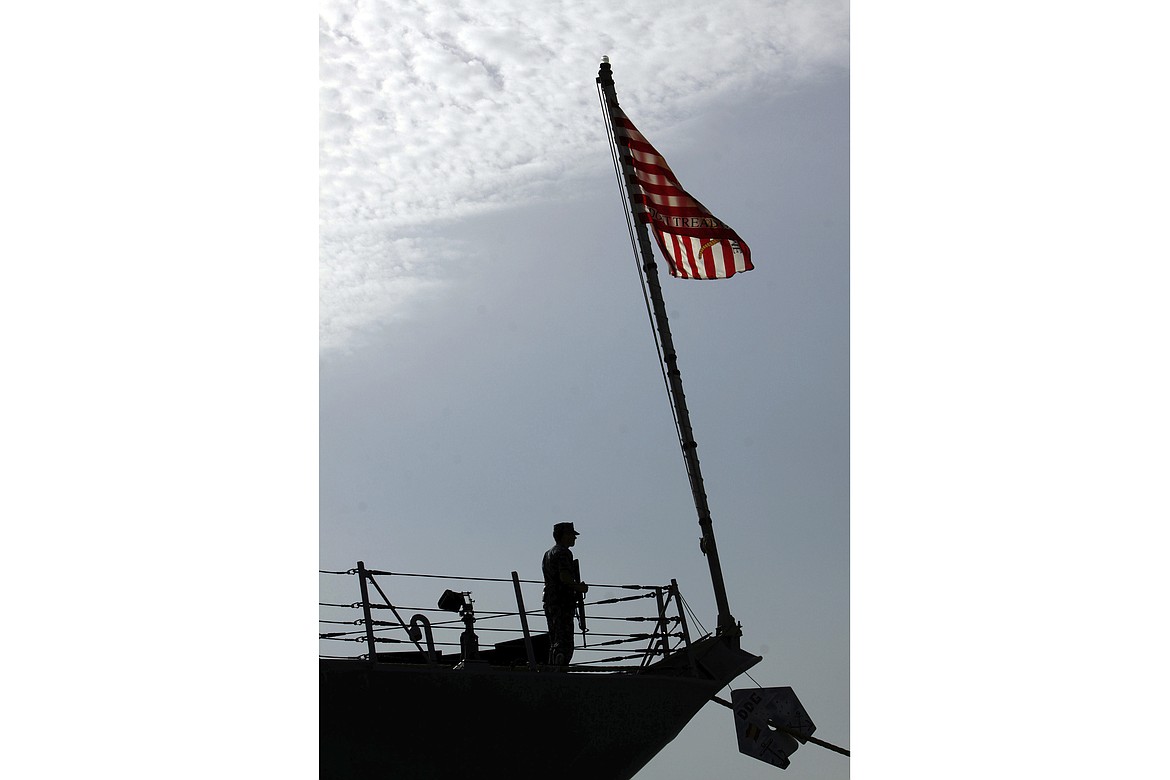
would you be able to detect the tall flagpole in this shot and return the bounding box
[597,58,739,640]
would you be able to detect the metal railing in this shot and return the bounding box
[319,561,697,671]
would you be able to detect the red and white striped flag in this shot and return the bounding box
[613,107,753,279]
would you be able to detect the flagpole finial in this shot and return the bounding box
[597,57,613,87]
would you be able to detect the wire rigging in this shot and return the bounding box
[322,565,691,671]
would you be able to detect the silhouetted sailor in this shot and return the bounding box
[542,522,588,666]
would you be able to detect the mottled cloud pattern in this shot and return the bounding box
[320,0,848,351]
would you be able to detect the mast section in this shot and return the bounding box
[597,59,739,638]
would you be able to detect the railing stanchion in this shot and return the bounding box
[670,579,692,648]
[671,578,699,675]
[356,561,378,662]
[512,571,538,670]
[653,586,671,659]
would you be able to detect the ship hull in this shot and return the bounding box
[321,661,721,780]
[321,636,759,779]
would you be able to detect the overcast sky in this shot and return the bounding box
[319,0,848,354]
[319,1,849,777]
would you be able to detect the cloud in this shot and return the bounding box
[319,229,468,353]
[320,0,848,351]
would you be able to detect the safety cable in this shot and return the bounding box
[322,561,693,669]
[340,567,664,591]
